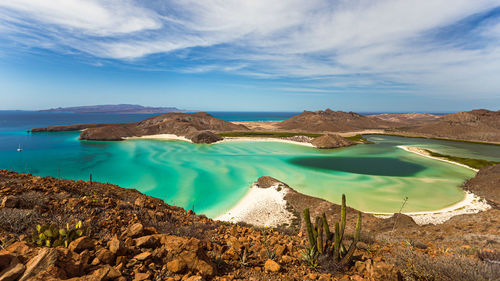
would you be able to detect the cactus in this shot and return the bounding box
[316,216,323,254]
[303,208,316,250]
[302,194,363,268]
[32,220,88,248]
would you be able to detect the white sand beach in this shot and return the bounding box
[217,137,313,147]
[398,145,479,171]
[370,191,491,225]
[124,134,192,142]
[216,183,295,227]
[125,133,314,147]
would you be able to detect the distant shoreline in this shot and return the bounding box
[398,145,479,171]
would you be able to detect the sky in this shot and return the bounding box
[0,0,500,112]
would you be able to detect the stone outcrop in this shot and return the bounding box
[188,131,223,144]
[311,134,354,149]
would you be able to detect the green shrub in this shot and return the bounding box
[32,220,88,247]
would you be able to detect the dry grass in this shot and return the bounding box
[392,248,500,281]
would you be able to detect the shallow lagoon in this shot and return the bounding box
[2,129,499,217]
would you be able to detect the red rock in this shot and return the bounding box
[109,236,126,256]
[264,259,280,272]
[19,248,58,281]
[133,252,151,261]
[167,259,186,273]
[68,236,95,253]
[127,223,144,238]
[0,257,25,281]
[133,272,151,281]
[135,235,159,248]
[96,249,114,265]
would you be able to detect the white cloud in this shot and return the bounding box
[0,0,162,36]
[1,0,500,99]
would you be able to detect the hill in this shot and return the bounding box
[32,112,249,143]
[278,109,393,132]
[397,109,500,142]
[38,104,186,114]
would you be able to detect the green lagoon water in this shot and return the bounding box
[3,129,500,217]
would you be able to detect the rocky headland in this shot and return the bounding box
[1,165,499,280]
[33,112,249,144]
[32,109,500,145]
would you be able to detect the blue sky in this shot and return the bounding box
[1,1,500,112]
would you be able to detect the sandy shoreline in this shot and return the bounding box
[369,192,490,225]
[398,145,479,171]
[215,183,295,227]
[216,137,313,147]
[125,134,314,147]
[124,134,192,142]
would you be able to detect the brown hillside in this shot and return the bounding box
[400,109,500,142]
[278,109,392,132]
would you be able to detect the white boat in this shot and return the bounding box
[17,144,23,152]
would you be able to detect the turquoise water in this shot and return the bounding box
[1,112,499,217]
[2,130,499,216]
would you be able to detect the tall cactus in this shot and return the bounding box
[302,194,363,267]
[340,212,362,265]
[333,222,340,261]
[316,217,323,254]
[303,208,316,251]
[340,194,346,242]
[322,213,331,242]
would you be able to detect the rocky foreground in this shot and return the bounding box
[1,167,499,280]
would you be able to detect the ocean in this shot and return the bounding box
[0,111,498,217]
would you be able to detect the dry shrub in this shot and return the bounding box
[18,191,48,209]
[393,248,500,281]
[0,208,39,234]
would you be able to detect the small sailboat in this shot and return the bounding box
[17,144,23,152]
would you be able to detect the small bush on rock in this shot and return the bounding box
[32,220,88,247]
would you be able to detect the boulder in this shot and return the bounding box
[167,259,186,273]
[311,134,354,149]
[96,249,115,265]
[135,235,159,248]
[189,131,223,144]
[127,223,144,238]
[68,236,95,253]
[264,259,281,272]
[109,235,126,256]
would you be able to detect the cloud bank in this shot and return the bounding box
[1,0,500,99]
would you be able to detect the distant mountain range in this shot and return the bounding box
[38,104,187,113]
